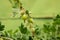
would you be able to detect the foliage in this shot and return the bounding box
[34,25,40,35]
[19,23,28,34]
[0,15,60,40]
[0,22,5,31]
[0,0,60,40]
[53,14,60,25]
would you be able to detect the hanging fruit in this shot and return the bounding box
[22,14,28,20]
[31,28,35,37]
[28,18,34,24]
[31,28,35,32]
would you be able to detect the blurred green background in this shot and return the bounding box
[0,0,60,30]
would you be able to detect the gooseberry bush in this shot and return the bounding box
[0,0,60,40]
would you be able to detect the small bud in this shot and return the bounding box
[20,8,25,16]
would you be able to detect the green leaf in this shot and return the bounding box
[35,28,40,35]
[58,27,60,32]
[50,26,56,32]
[13,29,18,34]
[4,31,9,37]
[26,10,29,16]
[19,23,27,34]
[43,24,51,33]
[7,30,13,38]
[0,22,5,31]
[22,35,28,40]
[56,14,60,18]
[9,0,13,4]
[35,25,40,35]
[29,36,33,40]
